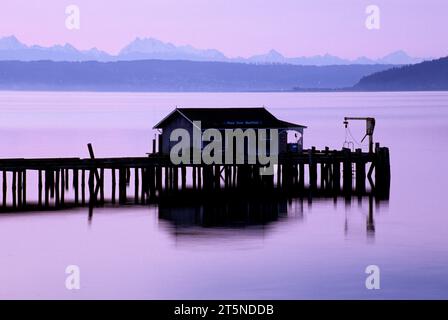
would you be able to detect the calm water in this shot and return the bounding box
[0,91,448,299]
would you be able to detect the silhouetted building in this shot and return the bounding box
[153,107,306,158]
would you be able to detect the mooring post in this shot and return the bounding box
[375,144,391,199]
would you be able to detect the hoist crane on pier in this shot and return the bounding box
[343,117,376,153]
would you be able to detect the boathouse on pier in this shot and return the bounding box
[153,107,307,157]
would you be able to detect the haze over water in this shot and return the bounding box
[0,91,447,299]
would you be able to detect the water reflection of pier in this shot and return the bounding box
[158,194,385,239]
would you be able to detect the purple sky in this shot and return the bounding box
[0,0,446,59]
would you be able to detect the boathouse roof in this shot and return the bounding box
[154,107,307,129]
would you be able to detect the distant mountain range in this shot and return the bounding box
[353,57,448,91]
[0,35,428,66]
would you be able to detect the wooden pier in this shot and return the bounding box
[0,143,390,212]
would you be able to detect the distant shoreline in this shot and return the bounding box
[0,89,447,93]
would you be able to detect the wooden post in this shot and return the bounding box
[156,166,162,191]
[214,165,220,190]
[126,168,131,185]
[298,163,304,190]
[81,169,86,205]
[111,168,116,204]
[100,168,105,204]
[22,170,26,206]
[73,169,79,205]
[192,166,197,189]
[17,170,22,207]
[50,170,55,199]
[2,171,6,208]
[134,167,139,204]
[181,166,187,190]
[149,166,156,199]
[38,170,43,207]
[164,167,169,191]
[55,169,60,206]
[277,164,281,188]
[355,149,366,194]
[320,163,326,190]
[12,171,17,208]
[119,168,127,204]
[65,168,69,190]
[87,143,101,193]
[45,170,50,207]
[61,168,65,205]
[375,145,391,199]
[88,169,95,204]
[333,155,341,192]
[172,167,179,191]
[309,147,317,190]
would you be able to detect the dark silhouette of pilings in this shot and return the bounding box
[0,144,390,211]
